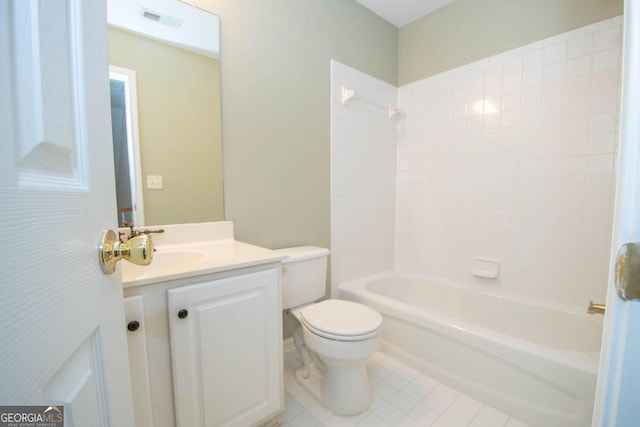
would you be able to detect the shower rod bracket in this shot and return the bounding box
[340,86,401,120]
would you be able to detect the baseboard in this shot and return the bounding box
[283,337,295,354]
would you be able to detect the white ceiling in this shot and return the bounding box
[354,0,456,27]
[107,0,219,58]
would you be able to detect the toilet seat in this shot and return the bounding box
[299,300,383,342]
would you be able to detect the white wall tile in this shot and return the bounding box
[393,18,621,309]
[523,49,544,70]
[566,75,591,98]
[589,133,617,154]
[502,56,523,76]
[585,173,615,194]
[544,42,567,65]
[330,61,397,289]
[503,74,522,93]
[568,34,593,58]
[593,26,622,52]
[468,84,485,101]
[592,47,621,72]
[567,55,592,78]
[591,69,621,93]
[587,154,615,174]
[543,62,567,83]
[522,67,544,88]
[589,112,618,134]
[331,18,621,310]
[485,61,503,81]
[485,79,502,97]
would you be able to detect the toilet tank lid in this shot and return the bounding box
[272,246,329,264]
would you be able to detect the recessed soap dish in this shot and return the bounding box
[471,257,500,279]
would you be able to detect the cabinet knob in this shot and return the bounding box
[178,309,189,319]
[127,320,140,332]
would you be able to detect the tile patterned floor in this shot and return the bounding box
[277,351,531,427]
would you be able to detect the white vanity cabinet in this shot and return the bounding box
[123,295,155,427]
[168,268,283,427]
[123,263,283,427]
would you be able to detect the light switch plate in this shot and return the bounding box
[146,175,163,189]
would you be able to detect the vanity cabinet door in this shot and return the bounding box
[123,296,154,427]
[167,268,283,427]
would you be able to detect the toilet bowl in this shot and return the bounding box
[291,299,382,415]
[273,247,383,415]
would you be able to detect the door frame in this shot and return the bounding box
[109,65,145,226]
[592,0,640,424]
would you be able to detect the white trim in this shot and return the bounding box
[593,1,640,425]
[109,65,145,226]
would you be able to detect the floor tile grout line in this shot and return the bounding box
[280,350,529,427]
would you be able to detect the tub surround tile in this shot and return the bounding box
[327,19,620,426]
[394,16,621,309]
[330,61,397,289]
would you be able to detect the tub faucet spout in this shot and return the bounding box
[588,301,606,315]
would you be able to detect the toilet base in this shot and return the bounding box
[295,364,372,416]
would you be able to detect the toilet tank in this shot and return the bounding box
[272,246,330,310]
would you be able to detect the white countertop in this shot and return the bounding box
[120,222,286,288]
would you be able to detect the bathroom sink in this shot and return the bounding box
[118,226,286,288]
[152,250,207,266]
[121,249,208,281]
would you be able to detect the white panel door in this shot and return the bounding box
[593,0,640,425]
[168,269,283,427]
[0,1,134,426]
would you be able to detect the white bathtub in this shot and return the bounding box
[337,272,604,427]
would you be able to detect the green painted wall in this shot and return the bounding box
[193,0,397,250]
[188,0,397,339]
[399,0,624,85]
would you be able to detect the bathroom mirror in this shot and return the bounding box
[106,0,223,226]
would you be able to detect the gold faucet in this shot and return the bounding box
[120,221,165,241]
[588,301,606,315]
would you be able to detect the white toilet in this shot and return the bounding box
[274,246,383,415]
